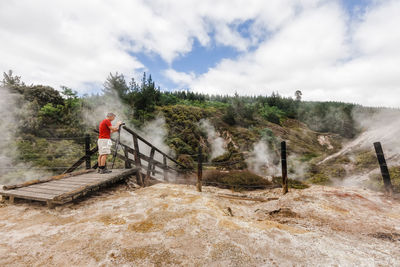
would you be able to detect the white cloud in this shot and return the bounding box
[0,0,298,92]
[0,0,399,106]
[184,0,400,107]
[163,69,195,87]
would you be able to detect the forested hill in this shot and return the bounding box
[2,70,371,138]
[0,70,394,189]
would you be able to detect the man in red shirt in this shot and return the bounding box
[98,112,122,173]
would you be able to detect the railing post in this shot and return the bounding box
[163,155,169,182]
[197,146,203,192]
[152,152,156,175]
[85,134,91,169]
[281,141,288,194]
[374,142,393,195]
[123,147,131,169]
[145,147,155,187]
[132,135,143,185]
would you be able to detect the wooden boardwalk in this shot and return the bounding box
[0,168,138,208]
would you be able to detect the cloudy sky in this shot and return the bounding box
[0,0,399,106]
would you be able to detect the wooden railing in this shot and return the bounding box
[66,126,188,187]
[120,125,186,186]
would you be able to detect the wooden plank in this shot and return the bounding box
[63,177,106,182]
[54,169,135,201]
[28,184,75,192]
[4,191,55,201]
[2,168,139,205]
[2,169,95,190]
[68,177,102,181]
[33,182,83,189]
[13,187,61,196]
[48,179,96,185]
[61,176,112,182]
[46,180,98,186]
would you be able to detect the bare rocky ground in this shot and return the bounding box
[0,182,399,266]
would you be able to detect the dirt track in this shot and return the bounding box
[1,183,399,266]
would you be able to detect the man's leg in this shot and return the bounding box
[99,154,112,173]
[101,155,107,166]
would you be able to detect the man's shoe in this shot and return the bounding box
[100,168,112,174]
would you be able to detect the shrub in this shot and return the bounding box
[222,105,236,125]
[203,170,275,191]
[355,151,377,171]
[176,154,194,170]
[272,177,309,189]
[367,166,400,193]
[259,105,285,125]
[307,173,331,185]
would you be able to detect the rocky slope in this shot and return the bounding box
[1,182,399,266]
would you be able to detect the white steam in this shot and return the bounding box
[0,87,52,185]
[83,92,174,179]
[321,108,400,165]
[246,141,279,177]
[141,116,174,163]
[199,119,226,160]
[0,87,18,171]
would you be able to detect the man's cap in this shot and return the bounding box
[106,112,116,117]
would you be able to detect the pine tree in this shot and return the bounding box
[103,72,129,100]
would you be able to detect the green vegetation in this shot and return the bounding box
[299,152,319,162]
[203,170,275,191]
[272,177,309,189]
[355,151,377,171]
[367,166,400,193]
[0,69,388,189]
[307,173,331,185]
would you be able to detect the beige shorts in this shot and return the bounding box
[98,139,113,155]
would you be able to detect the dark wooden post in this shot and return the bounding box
[123,147,131,169]
[151,153,156,175]
[145,147,155,187]
[163,155,169,182]
[281,141,288,194]
[197,146,203,192]
[85,134,91,169]
[373,142,393,195]
[133,135,143,185]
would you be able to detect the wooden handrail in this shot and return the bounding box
[95,131,180,172]
[94,128,184,170]
[122,126,185,168]
[64,146,98,173]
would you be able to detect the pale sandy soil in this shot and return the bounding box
[0,182,399,266]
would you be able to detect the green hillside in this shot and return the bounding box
[0,70,392,189]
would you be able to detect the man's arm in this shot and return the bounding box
[109,121,123,133]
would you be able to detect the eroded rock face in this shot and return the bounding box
[0,183,399,266]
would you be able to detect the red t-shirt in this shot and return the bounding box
[99,119,112,139]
